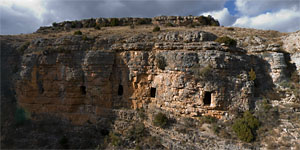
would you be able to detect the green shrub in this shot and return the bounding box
[261,99,272,111]
[153,112,168,128]
[165,22,174,27]
[109,132,121,146]
[152,26,160,32]
[291,71,299,83]
[136,18,149,25]
[82,35,88,41]
[192,64,213,81]
[89,22,96,28]
[99,22,108,27]
[187,23,196,28]
[137,108,147,120]
[94,25,101,30]
[71,22,76,28]
[255,100,279,140]
[17,41,30,54]
[248,68,256,81]
[126,122,146,141]
[198,16,208,25]
[59,136,69,149]
[52,22,58,27]
[215,36,237,47]
[232,111,260,142]
[110,18,120,26]
[74,30,82,35]
[156,55,167,70]
[199,115,218,124]
[130,24,135,29]
[15,107,30,125]
[227,27,234,31]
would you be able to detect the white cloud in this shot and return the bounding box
[1,0,226,35]
[0,0,46,19]
[235,0,299,16]
[233,8,300,32]
[202,8,236,26]
[1,0,299,34]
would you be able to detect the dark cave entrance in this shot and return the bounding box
[150,88,156,98]
[203,91,212,106]
[80,86,86,95]
[118,85,123,96]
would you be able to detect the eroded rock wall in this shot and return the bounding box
[14,31,270,124]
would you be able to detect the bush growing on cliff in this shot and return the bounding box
[199,115,218,125]
[52,22,58,27]
[153,112,168,128]
[152,26,160,32]
[109,132,121,146]
[232,111,260,142]
[215,36,237,47]
[126,122,146,142]
[94,25,101,30]
[156,55,167,70]
[74,30,82,35]
[165,22,174,27]
[255,99,280,141]
[136,18,149,25]
[59,136,69,149]
[110,18,120,26]
[17,41,30,54]
[15,107,30,126]
[192,64,213,81]
[248,68,256,81]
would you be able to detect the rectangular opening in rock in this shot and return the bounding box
[203,91,212,106]
[118,85,123,96]
[80,86,86,95]
[150,87,156,97]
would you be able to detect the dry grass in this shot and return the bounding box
[1,25,289,46]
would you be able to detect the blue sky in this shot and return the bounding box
[224,0,237,15]
[0,0,299,35]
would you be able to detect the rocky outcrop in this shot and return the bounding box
[2,24,300,150]
[14,30,278,125]
[36,15,219,33]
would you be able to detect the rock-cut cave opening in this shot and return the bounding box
[118,85,123,96]
[203,91,212,106]
[150,87,156,98]
[80,86,86,95]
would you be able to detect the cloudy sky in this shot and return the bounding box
[0,0,299,35]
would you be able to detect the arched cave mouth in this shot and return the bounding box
[80,86,86,95]
[118,85,123,96]
[150,87,156,98]
[203,91,212,106]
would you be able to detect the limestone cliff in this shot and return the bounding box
[1,16,299,149]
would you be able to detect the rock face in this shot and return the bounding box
[283,31,300,78]
[14,30,278,125]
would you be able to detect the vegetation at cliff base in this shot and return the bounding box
[153,26,160,32]
[215,36,237,47]
[74,30,82,35]
[15,107,30,126]
[17,41,30,54]
[249,68,256,81]
[156,54,167,70]
[110,18,120,26]
[232,111,260,142]
[153,112,168,128]
[192,64,213,81]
